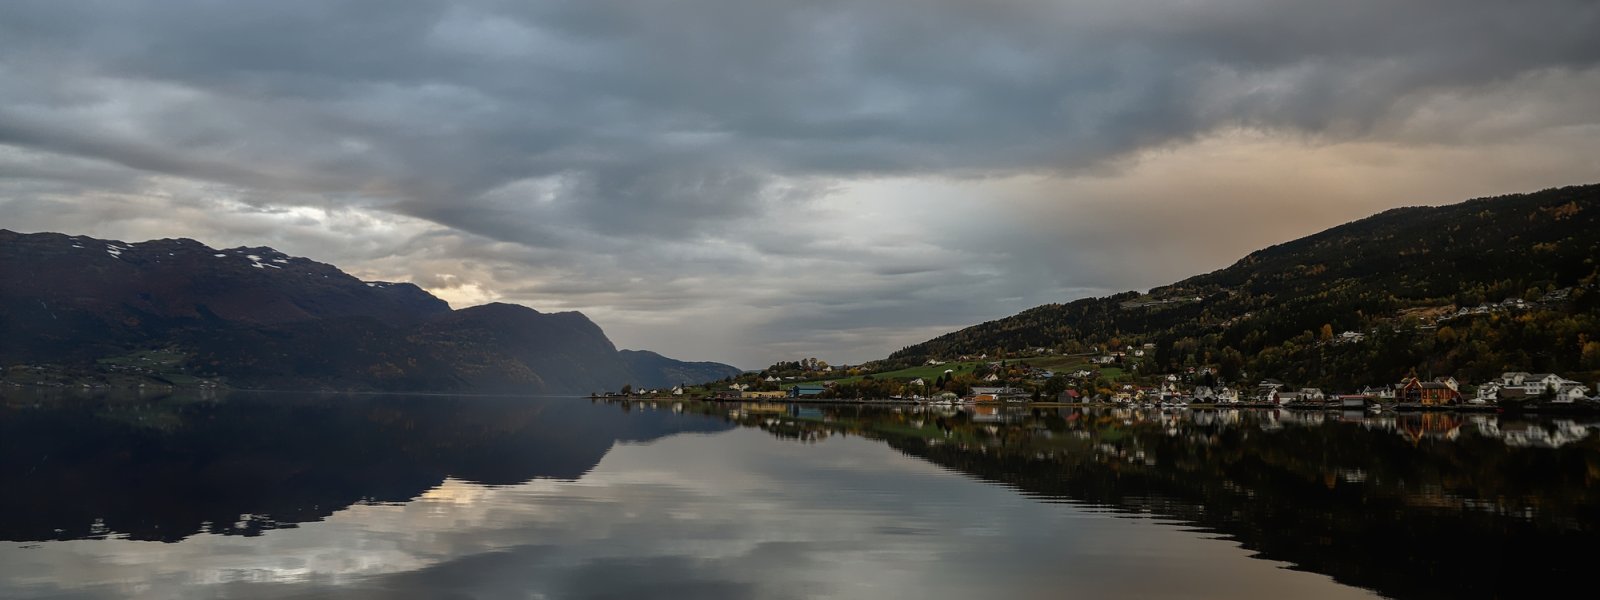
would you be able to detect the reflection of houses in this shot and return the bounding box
[742,403,787,415]
[1397,377,1461,405]
[789,406,824,420]
[1496,420,1600,448]
[1396,413,1465,444]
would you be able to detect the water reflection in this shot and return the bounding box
[2,395,1595,599]
[0,394,731,542]
[690,402,1600,599]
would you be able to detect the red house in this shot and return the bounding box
[1397,377,1461,406]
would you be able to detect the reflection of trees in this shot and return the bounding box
[0,395,732,542]
[656,401,1600,600]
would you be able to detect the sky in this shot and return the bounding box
[2,0,1598,369]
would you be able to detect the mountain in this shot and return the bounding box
[0,230,738,394]
[885,183,1600,388]
[619,349,744,389]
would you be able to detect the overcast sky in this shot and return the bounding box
[2,0,1598,368]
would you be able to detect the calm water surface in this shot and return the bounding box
[2,394,1596,599]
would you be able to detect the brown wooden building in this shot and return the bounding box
[1396,377,1462,405]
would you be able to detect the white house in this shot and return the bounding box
[1495,372,1588,400]
[1509,373,1576,394]
[909,378,926,387]
[1255,379,1286,402]
[1554,384,1590,403]
[983,373,1001,382]
[671,386,684,396]
[1474,382,1501,404]
[1499,372,1528,386]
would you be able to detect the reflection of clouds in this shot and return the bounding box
[0,429,1374,600]
[415,478,499,506]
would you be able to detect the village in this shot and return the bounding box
[600,349,1599,414]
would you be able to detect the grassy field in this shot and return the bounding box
[1015,355,1093,370]
[94,348,211,386]
[786,356,1109,387]
[777,361,987,388]
[97,348,187,369]
[769,354,1135,390]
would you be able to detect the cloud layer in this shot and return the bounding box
[2,0,1597,366]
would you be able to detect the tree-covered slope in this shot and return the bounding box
[886,183,1600,387]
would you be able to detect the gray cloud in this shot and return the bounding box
[1,0,1597,366]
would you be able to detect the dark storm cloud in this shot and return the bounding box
[1,0,1597,365]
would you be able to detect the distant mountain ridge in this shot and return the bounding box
[0,230,740,393]
[884,183,1600,387]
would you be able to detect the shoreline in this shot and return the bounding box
[590,396,1600,415]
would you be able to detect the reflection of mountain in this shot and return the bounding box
[697,403,1600,600]
[0,395,732,543]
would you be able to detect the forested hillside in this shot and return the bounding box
[886,184,1600,388]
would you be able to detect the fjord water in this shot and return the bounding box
[1,396,1595,599]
